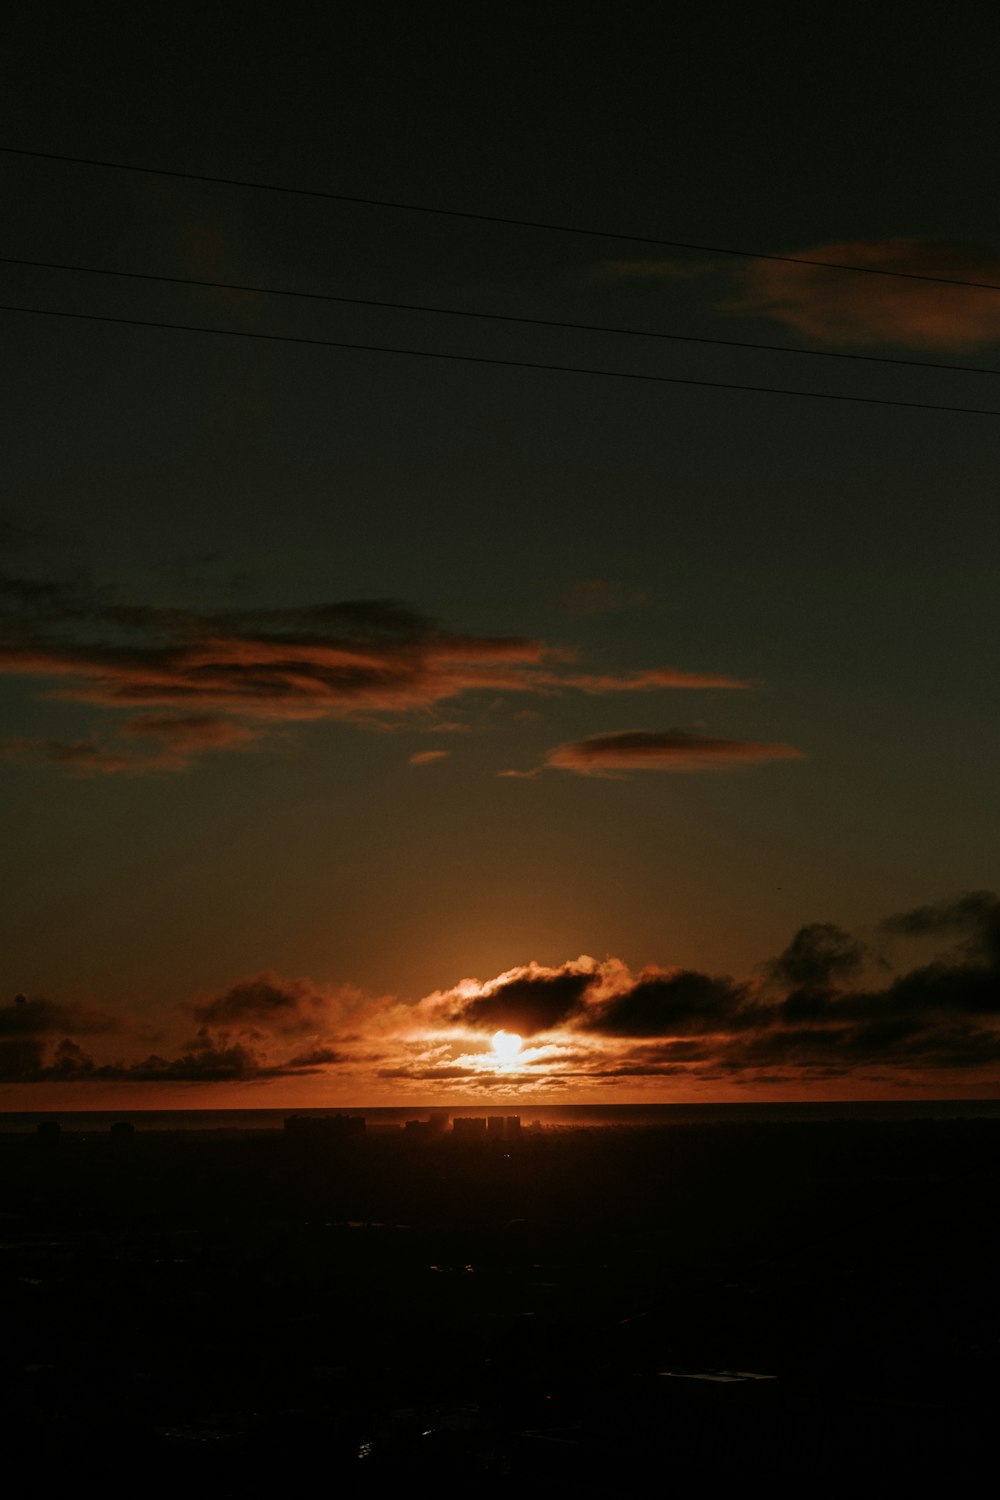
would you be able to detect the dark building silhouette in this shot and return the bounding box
[453,1117,487,1138]
[110,1121,135,1145]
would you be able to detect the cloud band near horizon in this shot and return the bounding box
[3,893,998,1092]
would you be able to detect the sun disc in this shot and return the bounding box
[492,1029,522,1062]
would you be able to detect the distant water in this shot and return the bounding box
[2,1099,1000,1133]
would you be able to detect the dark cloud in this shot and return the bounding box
[190,973,336,1036]
[376,1065,482,1080]
[0,1027,341,1084]
[881,891,1000,967]
[118,1036,275,1083]
[770,923,867,989]
[544,729,803,775]
[586,970,752,1037]
[0,1037,49,1081]
[454,967,597,1036]
[285,1044,343,1068]
[0,992,119,1037]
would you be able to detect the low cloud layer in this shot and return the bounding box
[6,892,997,1094]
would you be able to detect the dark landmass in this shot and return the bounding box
[2,1118,999,1493]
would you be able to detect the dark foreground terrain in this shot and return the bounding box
[2,1118,999,1494]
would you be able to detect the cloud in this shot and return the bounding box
[189,972,349,1037]
[562,668,750,693]
[121,714,262,751]
[282,1043,344,1069]
[728,239,1000,351]
[881,891,1000,966]
[584,969,753,1037]
[403,893,1000,1084]
[12,894,999,1092]
[769,923,867,990]
[1,737,158,775]
[0,1027,343,1085]
[408,749,451,765]
[0,578,768,773]
[2,717,263,775]
[0,992,119,1037]
[0,587,544,720]
[448,963,599,1036]
[542,729,803,775]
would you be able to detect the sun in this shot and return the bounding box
[492,1029,522,1064]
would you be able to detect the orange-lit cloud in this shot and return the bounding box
[610,238,1000,352]
[730,239,1000,351]
[542,729,803,775]
[562,668,750,693]
[0,576,767,773]
[408,749,451,765]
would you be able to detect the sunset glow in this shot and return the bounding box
[1,11,998,1118]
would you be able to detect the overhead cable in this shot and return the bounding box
[3,253,998,379]
[3,300,998,417]
[3,145,999,294]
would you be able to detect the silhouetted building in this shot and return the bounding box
[453,1117,487,1138]
[110,1121,135,1146]
[506,1115,522,1140]
[487,1116,506,1138]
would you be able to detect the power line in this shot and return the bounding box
[3,300,998,418]
[4,145,999,295]
[4,252,998,380]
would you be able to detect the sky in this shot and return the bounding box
[2,4,999,1107]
